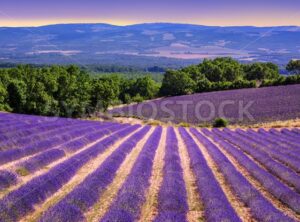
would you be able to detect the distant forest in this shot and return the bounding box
[0,58,299,118]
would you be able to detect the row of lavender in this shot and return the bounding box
[0,113,126,192]
[41,126,300,222]
[203,129,300,214]
[195,128,294,221]
[0,122,122,191]
[1,113,300,221]
[0,121,140,221]
[179,127,300,221]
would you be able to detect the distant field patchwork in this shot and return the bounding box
[0,113,300,221]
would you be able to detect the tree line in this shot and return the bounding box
[160,58,300,96]
[0,58,299,118]
[0,65,159,117]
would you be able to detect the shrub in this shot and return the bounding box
[196,79,211,93]
[160,70,196,96]
[261,75,300,87]
[123,93,132,104]
[198,122,211,128]
[284,75,300,85]
[144,119,161,126]
[132,93,144,103]
[213,118,229,128]
[231,79,256,89]
[178,122,190,127]
[16,167,30,176]
[211,82,232,91]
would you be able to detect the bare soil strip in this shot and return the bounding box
[20,127,142,222]
[138,127,166,222]
[175,128,204,222]
[205,133,300,221]
[85,127,155,222]
[188,129,254,222]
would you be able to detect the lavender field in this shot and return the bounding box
[110,84,300,124]
[0,112,300,221]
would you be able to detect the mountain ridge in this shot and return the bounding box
[1,22,299,29]
[0,22,299,67]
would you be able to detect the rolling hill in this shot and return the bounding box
[110,84,300,124]
[0,23,300,68]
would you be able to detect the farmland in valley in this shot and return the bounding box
[0,112,300,221]
[110,84,300,125]
[1,23,300,67]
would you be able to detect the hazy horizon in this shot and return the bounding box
[1,21,300,28]
[0,0,300,27]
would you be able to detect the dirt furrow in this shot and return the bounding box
[20,127,141,222]
[138,127,166,222]
[175,128,204,222]
[188,129,254,222]
[85,127,155,222]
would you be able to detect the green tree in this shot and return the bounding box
[90,78,119,112]
[132,93,144,103]
[160,70,196,96]
[182,65,203,82]
[56,65,91,117]
[119,78,135,103]
[244,63,279,81]
[200,60,224,82]
[7,80,27,113]
[25,81,57,115]
[199,58,244,82]
[0,81,10,111]
[223,63,243,81]
[287,60,300,75]
[132,76,159,100]
[196,78,211,93]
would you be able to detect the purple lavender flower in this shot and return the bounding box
[101,126,162,222]
[202,128,300,213]
[40,125,149,222]
[192,128,294,221]
[0,125,139,221]
[179,127,241,222]
[153,127,188,222]
[0,170,17,191]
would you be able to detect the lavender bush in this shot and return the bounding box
[0,170,17,191]
[192,128,294,221]
[235,129,300,161]
[101,126,162,222]
[0,123,107,165]
[0,113,300,221]
[16,149,66,174]
[224,128,300,173]
[281,128,300,139]
[179,127,241,222]
[40,125,150,222]
[153,127,188,222]
[202,128,300,213]
[213,129,300,192]
[0,121,86,150]
[0,125,139,221]
[258,129,300,148]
